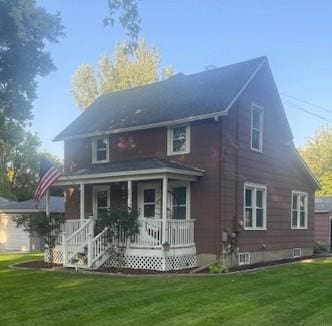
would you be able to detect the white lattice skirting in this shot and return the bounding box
[104,254,197,271]
[44,248,63,264]
[44,247,197,271]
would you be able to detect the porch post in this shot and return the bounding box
[45,189,50,217]
[162,176,168,244]
[80,183,85,220]
[127,180,132,209]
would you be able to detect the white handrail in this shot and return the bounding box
[89,227,111,267]
[63,218,93,266]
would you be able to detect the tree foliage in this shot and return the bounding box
[104,0,141,52]
[0,0,64,145]
[14,212,65,264]
[299,125,332,195]
[0,127,63,201]
[71,40,175,110]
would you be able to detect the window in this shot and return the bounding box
[291,191,308,229]
[167,124,190,155]
[93,186,110,216]
[244,183,267,230]
[172,187,187,219]
[251,104,263,152]
[143,189,156,218]
[293,248,302,258]
[238,252,250,265]
[92,137,109,163]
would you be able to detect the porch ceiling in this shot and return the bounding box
[54,158,204,186]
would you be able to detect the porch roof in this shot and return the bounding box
[55,158,204,185]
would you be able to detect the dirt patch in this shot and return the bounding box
[199,254,329,273]
[96,266,194,275]
[14,260,61,269]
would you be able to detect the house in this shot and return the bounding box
[50,56,319,271]
[314,196,332,251]
[0,196,64,252]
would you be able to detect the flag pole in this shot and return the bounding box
[45,189,50,217]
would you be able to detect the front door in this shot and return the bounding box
[138,183,161,219]
[93,185,110,217]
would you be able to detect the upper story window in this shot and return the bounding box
[92,137,109,163]
[167,124,190,155]
[291,191,308,229]
[244,183,267,230]
[251,104,264,152]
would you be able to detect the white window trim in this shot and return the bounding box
[293,248,302,258]
[250,103,264,153]
[167,124,191,156]
[92,185,110,217]
[243,182,267,231]
[169,180,191,220]
[92,137,109,164]
[291,190,308,230]
[238,252,251,265]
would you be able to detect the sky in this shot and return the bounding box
[33,0,332,158]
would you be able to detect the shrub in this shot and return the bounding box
[313,242,329,254]
[208,262,228,274]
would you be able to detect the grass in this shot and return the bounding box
[1,254,332,325]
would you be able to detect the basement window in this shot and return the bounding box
[92,137,109,163]
[293,248,302,258]
[238,252,251,265]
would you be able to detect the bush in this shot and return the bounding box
[208,262,228,274]
[313,242,329,254]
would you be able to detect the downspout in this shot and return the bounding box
[233,101,240,250]
[217,117,223,260]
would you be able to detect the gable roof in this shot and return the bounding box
[0,196,64,213]
[315,196,332,213]
[54,56,267,141]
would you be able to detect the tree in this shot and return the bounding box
[71,40,175,110]
[0,0,64,145]
[0,127,63,201]
[104,0,141,52]
[299,125,332,195]
[13,212,65,265]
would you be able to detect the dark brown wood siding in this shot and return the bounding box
[220,65,316,252]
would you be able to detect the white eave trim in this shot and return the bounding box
[54,59,267,142]
[0,208,62,214]
[54,167,204,186]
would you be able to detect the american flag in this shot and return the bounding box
[34,158,62,207]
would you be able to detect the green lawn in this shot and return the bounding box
[1,254,332,325]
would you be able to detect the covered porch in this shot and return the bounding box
[52,158,204,271]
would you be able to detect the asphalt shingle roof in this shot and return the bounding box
[67,158,203,177]
[54,57,266,141]
[0,196,64,213]
[315,196,332,213]
[0,197,12,207]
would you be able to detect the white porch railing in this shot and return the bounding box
[130,218,195,248]
[165,219,195,247]
[61,218,195,269]
[56,219,88,244]
[131,218,163,248]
